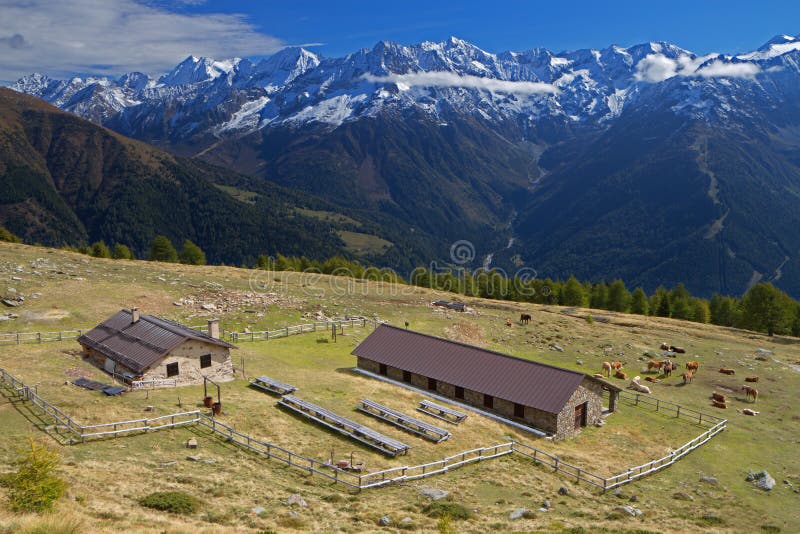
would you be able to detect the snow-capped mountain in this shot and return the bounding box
[13,34,800,147]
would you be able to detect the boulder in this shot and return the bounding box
[672,491,694,501]
[509,508,526,520]
[252,506,266,515]
[700,476,718,485]
[614,506,643,517]
[419,488,449,500]
[542,500,551,509]
[557,486,569,496]
[378,516,391,526]
[287,494,308,507]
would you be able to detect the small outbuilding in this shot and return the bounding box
[78,308,235,385]
[353,324,619,440]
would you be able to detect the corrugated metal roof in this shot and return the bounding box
[352,324,588,414]
[77,309,233,374]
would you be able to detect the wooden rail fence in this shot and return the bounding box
[0,368,726,492]
[229,317,371,343]
[0,330,85,345]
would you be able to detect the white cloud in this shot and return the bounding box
[362,71,558,95]
[634,53,760,83]
[0,0,284,83]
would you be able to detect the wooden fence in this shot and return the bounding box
[0,368,726,492]
[229,317,371,343]
[0,330,85,345]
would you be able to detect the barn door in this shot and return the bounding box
[574,402,587,430]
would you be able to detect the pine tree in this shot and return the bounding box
[607,279,632,312]
[148,235,178,263]
[589,282,609,309]
[112,243,134,260]
[740,283,794,336]
[630,287,649,315]
[655,287,671,317]
[90,240,111,258]
[560,276,586,306]
[179,239,206,265]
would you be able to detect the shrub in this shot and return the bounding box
[89,241,111,258]
[112,243,134,260]
[422,502,470,520]
[5,438,67,513]
[148,235,178,262]
[138,491,201,514]
[0,226,21,243]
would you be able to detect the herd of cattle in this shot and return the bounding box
[594,341,760,412]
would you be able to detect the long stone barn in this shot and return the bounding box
[78,308,235,385]
[353,324,620,440]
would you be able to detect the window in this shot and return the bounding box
[200,354,212,369]
[428,377,437,391]
[403,370,411,383]
[455,386,465,400]
[484,394,494,409]
[514,403,525,418]
[166,362,179,377]
[379,363,387,376]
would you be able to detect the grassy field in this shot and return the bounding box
[0,242,798,533]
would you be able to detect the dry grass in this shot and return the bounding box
[0,242,799,533]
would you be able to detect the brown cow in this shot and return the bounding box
[614,370,628,380]
[644,376,659,383]
[660,342,671,351]
[682,370,694,384]
[711,392,727,403]
[686,361,699,372]
[745,376,759,383]
[719,368,735,375]
[671,346,686,354]
[520,313,532,325]
[742,385,758,402]
[712,400,727,409]
[611,361,626,370]
[647,360,664,372]
[505,318,513,327]
[662,361,677,377]
[601,362,612,377]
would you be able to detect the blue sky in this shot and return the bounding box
[0,0,798,82]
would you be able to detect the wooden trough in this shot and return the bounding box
[417,400,468,424]
[249,375,297,396]
[278,395,410,457]
[357,399,451,443]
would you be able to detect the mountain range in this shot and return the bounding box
[8,34,800,297]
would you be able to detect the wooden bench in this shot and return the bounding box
[278,395,410,457]
[417,400,468,424]
[249,375,297,396]
[357,399,451,443]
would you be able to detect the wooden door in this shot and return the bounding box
[574,403,587,430]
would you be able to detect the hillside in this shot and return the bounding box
[0,242,798,533]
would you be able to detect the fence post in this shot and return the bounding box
[16,333,20,344]
[656,399,660,412]
[37,332,42,343]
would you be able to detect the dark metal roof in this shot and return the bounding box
[77,309,233,374]
[353,324,592,414]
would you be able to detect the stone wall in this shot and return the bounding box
[553,378,604,440]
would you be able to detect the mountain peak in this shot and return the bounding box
[758,34,798,51]
[158,55,239,86]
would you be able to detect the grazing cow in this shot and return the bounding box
[660,342,671,351]
[505,318,513,327]
[614,370,628,380]
[711,400,728,409]
[662,361,677,377]
[711,392,727,403]
[682,370,694,384]
[647,360,664,372]
[745,376,759,383]
[686,361,699,372]
[593,373,606,378]
[520,313,532,325]
[671,346,686,354]
[601,362,612,377]
[742,385,758,402]
[644,376,659,383]
[719,368,735,375]
[740,408,760,416]
[610,361,625,370]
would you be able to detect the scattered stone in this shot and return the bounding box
[287,494,307,507]
[288,510,300,518]
[252,506,265,515]
[401,517,413,526]
[557,486,569,496]
[614,487,627,499]
[747,471,776,491]
[700,476,718,485]
[538,507,549,513]
[672,491,694,501]
[200,303,217,311]
[2,299,21,307]
[629,495,638,502]
[378,515,391,526]
[419,488,449,500]
[11,276,21,281]
[186,455,202,462]
[614,506,643,517]
[144,406,154,412]
[509,508,526,520]
[160,461,177,467]
[551,344,564,352]
[755,349,773,355]
[186,438,198,449]
[542,500,551,509]
[576,360,584,365]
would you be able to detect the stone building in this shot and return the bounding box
[353,324,619,439]
[78,308,234,385]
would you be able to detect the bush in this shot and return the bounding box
[0,226,21,243]
[179,239,206,265]
[89,241,111,258]
[4,438,67,514]
[112,243,134,260]
[138,491,201,514]
[148,235,178,263]
[422,502,470,520]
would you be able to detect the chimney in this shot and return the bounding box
[131,307,140,323]
[208,319,220,339]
